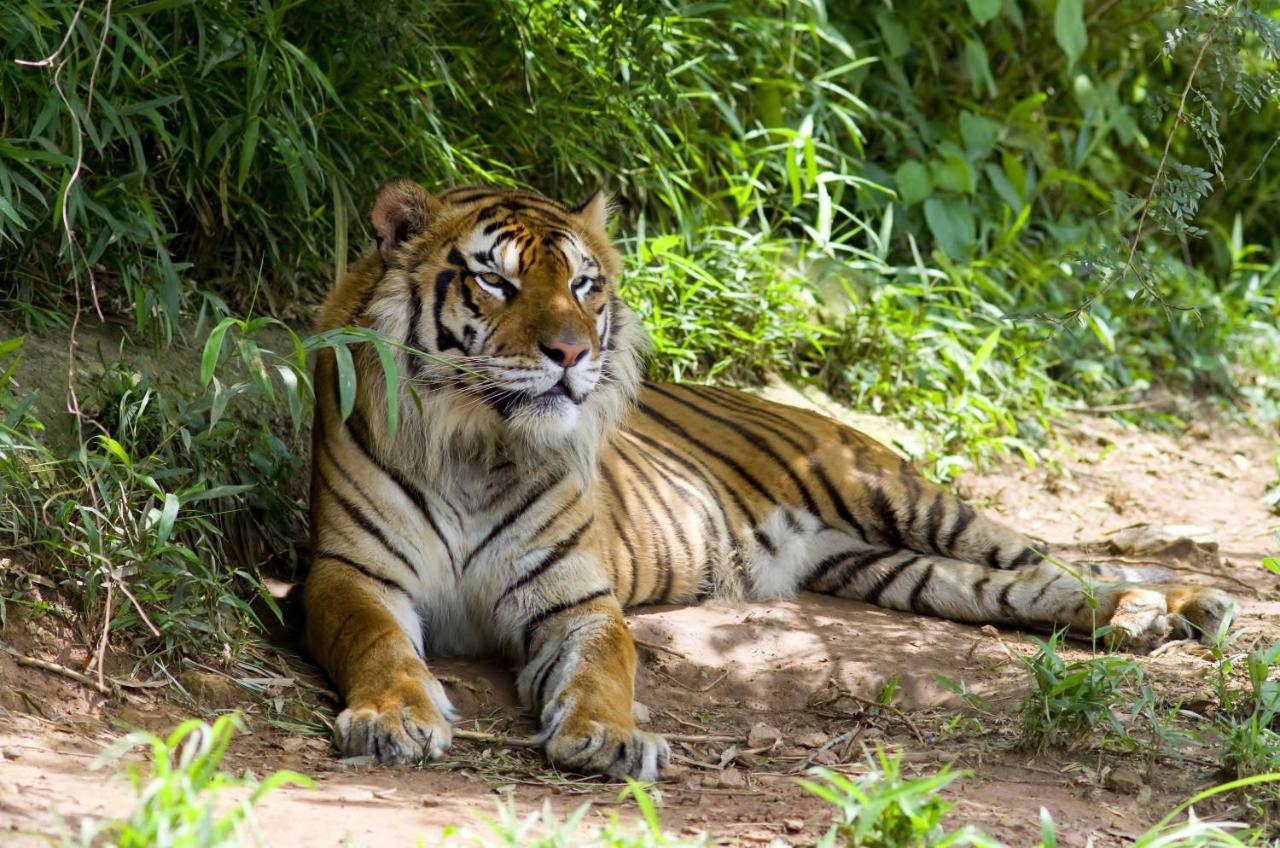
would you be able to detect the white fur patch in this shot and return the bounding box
[747,507,865,599]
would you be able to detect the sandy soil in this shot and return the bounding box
[1,408,1278,847]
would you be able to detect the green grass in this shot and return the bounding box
[1016,630,1148,753]
[55,713,311,848]
[55,722,1280,847]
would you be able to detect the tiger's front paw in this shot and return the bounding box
[542,699,670,780]
[335,673,456,765]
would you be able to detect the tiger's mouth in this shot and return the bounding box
[490,379,584,419]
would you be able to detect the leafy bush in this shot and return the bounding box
[3,1,1278,428]
[0,331,309,663]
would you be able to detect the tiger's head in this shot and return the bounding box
[353,178,645,461]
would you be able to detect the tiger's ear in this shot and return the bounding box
[570,189,611,233]
[371,178,440,262]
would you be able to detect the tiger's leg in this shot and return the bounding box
[305,559,455,763]
[805,545,1235,652]
[513,590,670,780]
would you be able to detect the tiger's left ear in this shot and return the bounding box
[570,189,611,233]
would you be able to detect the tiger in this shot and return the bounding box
[304,177,1235,780]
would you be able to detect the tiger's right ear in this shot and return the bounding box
[371,178,440,263]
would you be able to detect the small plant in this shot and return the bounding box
[1214,639,1280,822]
[57,713,312,848]
[1016,630,1145,752]
[471,780,707,848]
[1264,455,1280,516]
[799,747,998,848]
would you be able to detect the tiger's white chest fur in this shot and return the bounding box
[387,454,591,657]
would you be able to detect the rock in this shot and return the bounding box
[632,701,651,725]
[278,736,308,753]
[747,722,783,749]
[814,748,842,766]
[795,730,829,749]
[1105,524,1220,566]
[714,768,746,789]
[1103,767,1145,795]
[783,819,805,834]
[422,797,440,808]
[2,746,21,760]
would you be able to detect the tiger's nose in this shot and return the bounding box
[538,338,591,368]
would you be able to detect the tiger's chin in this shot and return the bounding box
[506,394,584,444]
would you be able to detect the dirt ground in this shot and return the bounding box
[1,404,1278,847]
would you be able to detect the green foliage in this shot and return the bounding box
[1211,639,1280,822]
[0,330,310,663]
[57,713,311,848]
[1016,630,1147,752]
[3,0,1278,458]
[801,749,998,848]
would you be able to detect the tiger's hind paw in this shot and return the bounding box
[1105,586,1237,653]
[1105,588,1171,653]
[335,673,455,765]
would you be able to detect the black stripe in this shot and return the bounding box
[869,486,904,548]
[346,413,456,573]
[433,268,464,353]
[611,449,684,603]
[987,544,1004,569]
[944,501,976,552]
[325,608,361,660]
[599,464,642,605]
[523,588,613,654]
[830,549,903,594]
[621,434,724,599]
[462,475,561,572]
[405,282,427,353]
[621,425,752,526]
[523,490,583,546]
[754,529,777,557]
[318,473,420,577]
[973,575,992,609]
[997,579,1018,618]
[606,511,638,605]
[863,555,922,606]
[925,492,946,554]
[681,384,815,451]
[647,384,824,516]
[803,550,858,589]
[497,518,595,606]
[345,628,396,674]
[314,549,413,598]
[1028,572,1062,609]
[530,619,595,707]
[808,454,872,544]
[319,439,395,526]
[1011,545,1047,569]
[691,385,809,428]
[908,562,937,613]
[635,399,776,507]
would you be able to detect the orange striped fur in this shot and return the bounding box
[304,179,1235,779]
